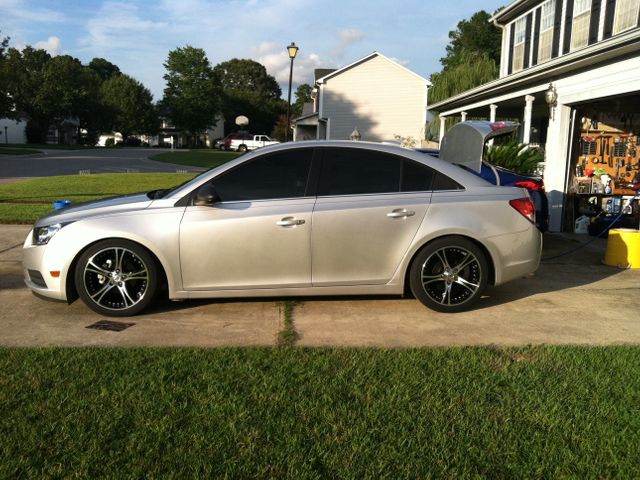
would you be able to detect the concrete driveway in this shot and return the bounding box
[1,225,639,347]
[0,148,204,180]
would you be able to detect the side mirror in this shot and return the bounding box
[193,183,220,206]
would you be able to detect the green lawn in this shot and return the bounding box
[0,346,638,478]
[0,173,195,224]
[150,149,241,168]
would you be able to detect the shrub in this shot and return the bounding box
[124,136,141,147]
[483,140,544,175]
[104,137,115,148]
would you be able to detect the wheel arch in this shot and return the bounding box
[66,236,170,304]
[402,234,496,296]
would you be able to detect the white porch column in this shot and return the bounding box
[488,104,498,147]
[461,111,467,122]
[439,116,447,144]
[523,95,535,144]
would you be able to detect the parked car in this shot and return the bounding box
[418,121,549,232]
[214,132,251,151]
[230,134,280,152]
[23,141,541,316]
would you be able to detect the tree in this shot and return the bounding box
[440,10,502,70]
[428,9,502,139]
[213,58,284,135]
[162,46,220,145]
[0,31,11,118]
[88,57,121,81]
[100,73,158,140]
[4,47,53,141]
[293,83,313,116]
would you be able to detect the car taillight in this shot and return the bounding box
[509,198,535,224]
[514,180,545,192]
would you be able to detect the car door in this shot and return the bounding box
[311,147,433,286]
[180,148,315,290]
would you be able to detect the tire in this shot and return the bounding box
[74,239,159,317]
[237,144,248,152]
[409,236,489,313]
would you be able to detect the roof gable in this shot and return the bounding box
[316,52,430,85]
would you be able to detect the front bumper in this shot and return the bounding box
[22,229,67,301]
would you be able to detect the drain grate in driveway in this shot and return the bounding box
[86,320,136,332]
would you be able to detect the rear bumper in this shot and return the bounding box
[488,225,542,285]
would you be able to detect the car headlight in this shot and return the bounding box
[33,223,72,246]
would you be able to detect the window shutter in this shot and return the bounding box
[532,7,542,65]
[552,0,564,57]
[603,0,616,38]
[524,13,533,68]
[508,23,515,75]
[588,0,602,43]
[563,0,575,54]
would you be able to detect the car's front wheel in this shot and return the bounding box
[75,239,159,316]
[409,237,489,313]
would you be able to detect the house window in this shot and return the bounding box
[571,0,592,51]
[613,0,640,34]
[538,0,556,62]
[512,17,527,72]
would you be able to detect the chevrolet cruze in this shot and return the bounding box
[23,141,541,316]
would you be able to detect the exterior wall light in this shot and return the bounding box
[545,83,558,120]
[350,127,361,141]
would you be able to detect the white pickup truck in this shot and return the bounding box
[230,135,280,152]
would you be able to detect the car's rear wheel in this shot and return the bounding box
[237,144,248,152]
[409,237,489,313]
[75,239,159,317]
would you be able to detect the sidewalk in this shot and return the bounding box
[1,225,639,347]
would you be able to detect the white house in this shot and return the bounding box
[429,0,640,232]
[293,52,431,144]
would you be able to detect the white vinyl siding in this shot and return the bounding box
[571,0,592,50]
[538,0,556,62]
[512,17,527,72]
[614,0,640,34]
[320,55,426,142]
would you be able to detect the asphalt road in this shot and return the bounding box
[0,148,205,179]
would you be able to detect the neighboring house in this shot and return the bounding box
[293,52,431,143]
[0,116,77,144]
[98,116,225,148]
[429,0,640,232]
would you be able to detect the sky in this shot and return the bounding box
[1,0,509,101]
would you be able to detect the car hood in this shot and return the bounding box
[34,193,153,227]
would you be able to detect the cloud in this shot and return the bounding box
[34,36,62,56]
[0,0,65,25]
[80,1,168,53]
[329,29,365,59]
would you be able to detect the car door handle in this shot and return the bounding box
[277,217,306,227]
[387,209,415,218]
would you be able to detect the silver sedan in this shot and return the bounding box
[23,141,541,316]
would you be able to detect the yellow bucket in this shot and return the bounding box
[603,228,640,268]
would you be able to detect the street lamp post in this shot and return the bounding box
[4,126,7,145]
[285,42,299,142]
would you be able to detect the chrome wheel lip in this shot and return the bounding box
[82,246,149,311]
[420,246,482,307]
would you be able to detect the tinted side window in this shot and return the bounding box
[318,148,401,196]
[432,172,463,191]
[401,159,435,192]
[213,149,313,201]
